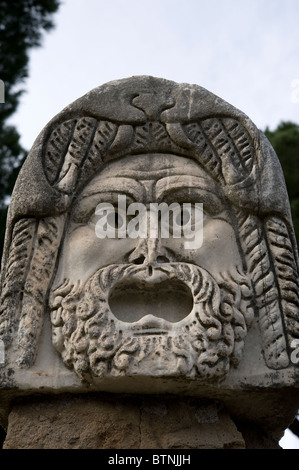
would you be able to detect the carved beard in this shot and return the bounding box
[49,263,254,383]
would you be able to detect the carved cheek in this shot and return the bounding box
[185,219,242,276]
[55,225,137,285]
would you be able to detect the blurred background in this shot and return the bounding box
[0,0,298,449]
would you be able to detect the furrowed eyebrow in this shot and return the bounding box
[155,176,224,200]
[78,177,145,201]
[155,176,225,215]
[71,192,137,223]
[71,178,145,222]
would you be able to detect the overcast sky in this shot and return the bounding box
[8,0,299,150]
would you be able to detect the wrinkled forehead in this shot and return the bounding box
[79,153,222,196]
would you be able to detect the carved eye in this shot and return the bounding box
[175,209,191,226]
[167,204,203,237]
[106,210,125,229]
[94,203,128,239]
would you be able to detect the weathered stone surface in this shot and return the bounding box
[3,395,245,449]
[0,76,299,445]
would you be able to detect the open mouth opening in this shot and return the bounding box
[108,278,194,324]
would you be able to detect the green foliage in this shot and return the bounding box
[0,0,60,262]
[0,125,26,208]
[0,0,60,103]
[265,121,299,244]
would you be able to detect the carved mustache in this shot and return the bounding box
[50,262,222,335]
[84,262,220,304]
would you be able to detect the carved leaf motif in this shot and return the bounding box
[183,122,223,182]
[199,118,254,185]
[235,211,289,369]
[0,219,37,345]
[44,119,76,184]
[56,117,98,194]
[265,217,299,346]
[134,122,151,150]
[16,215,65,367]
[66,117,98,164]
[77,120,118,188]
[222,118,254,175]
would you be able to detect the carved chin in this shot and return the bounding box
[49,263,253,383]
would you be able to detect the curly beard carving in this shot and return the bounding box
[49,262,254,383]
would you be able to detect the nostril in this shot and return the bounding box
[133,255,146,265]
[157,255,169,264]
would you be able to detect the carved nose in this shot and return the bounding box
[129,238,171,265]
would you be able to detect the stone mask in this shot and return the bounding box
[0,76,298,389]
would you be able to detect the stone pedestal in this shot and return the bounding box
[3,394,244,449]
[2,393,284,449]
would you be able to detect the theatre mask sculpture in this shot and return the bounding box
[0,76,299,391]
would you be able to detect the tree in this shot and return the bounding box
[0,0,61,263]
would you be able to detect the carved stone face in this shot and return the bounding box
[53,154,243,285]
[49,154,254,382]
[1,76,298,408]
